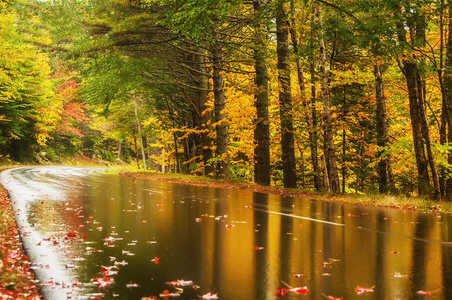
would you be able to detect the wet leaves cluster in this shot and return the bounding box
[0,187,41,299]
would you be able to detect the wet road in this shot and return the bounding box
[1,166,452,299]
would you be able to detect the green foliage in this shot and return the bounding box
[43,147,57,162]
[0,6,55,159]
[143,0,241,44]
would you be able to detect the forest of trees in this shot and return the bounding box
[2,0,452,199]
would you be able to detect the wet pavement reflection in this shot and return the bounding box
[1,166,452,299]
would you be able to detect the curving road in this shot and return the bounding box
[0,166,104,299]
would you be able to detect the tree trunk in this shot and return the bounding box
[290,6,321,191]
[418,77,441,199]
[133,92,147,171]
[310,61,322,190]
[375,64,389,193]
[183,120,191,175]
[193,51,214,178]
[165,98,181,173]
[253,0,271,186]
[134,136,139,169]
[211,20,229,180]
[315,3,340,193]
[276,0,297,188]
[443,0,452,199]
[342,86,347,194]
[394,3,439,198]
[117,140,122,161]
[402,62,430,196]
[321,155,330,192]
[438,0,448,198]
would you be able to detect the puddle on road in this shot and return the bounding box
[1,166,452,299]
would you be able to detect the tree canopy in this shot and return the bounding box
[4,0,452,199]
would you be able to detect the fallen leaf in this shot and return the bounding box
[322,293,343,300]
[355,286,374,295]
[92,275,112,289]
[159,290,180,297]
[289,287,308,295]
[274,288,288,296]
[166,280,193,287]
[416,287,443,295]
[417,290,432,295]
[126,282,139,288]
[104,236,115,243]
[200,292,219,299]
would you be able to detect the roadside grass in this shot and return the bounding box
[119,168,452,212]
[344,193,451,212]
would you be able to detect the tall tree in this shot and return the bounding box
[275,0,297,188]
[374,64,396,193]
[444,0,452,199]
[211,19,229,179]
[193,51,214,177]
[253,0,271,186]
[395,2,440,198]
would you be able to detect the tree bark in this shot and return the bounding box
[443,0,452,199]
[342,86,346,194]
[193,51,214,177]
[211,20,229,180]
[165,98,181,173]
[310,61,321,190]
[276,0,297,188]
[418,77,441,199]
[132,92,147,171]
[315,3,340,193]
[321,155,330,192]
[253,0,271,186]
[395,6,439,198]
[374,64,394,194]
[117,140,122,161]
[402,62,430,196]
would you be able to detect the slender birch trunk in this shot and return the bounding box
[132,91,147,171]
[315,3,340,193]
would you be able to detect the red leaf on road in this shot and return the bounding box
[417,290,432,295]
[322,295,343,300]
[289,287,308,295]
[355,286,374,294]
[274,288,288,296]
